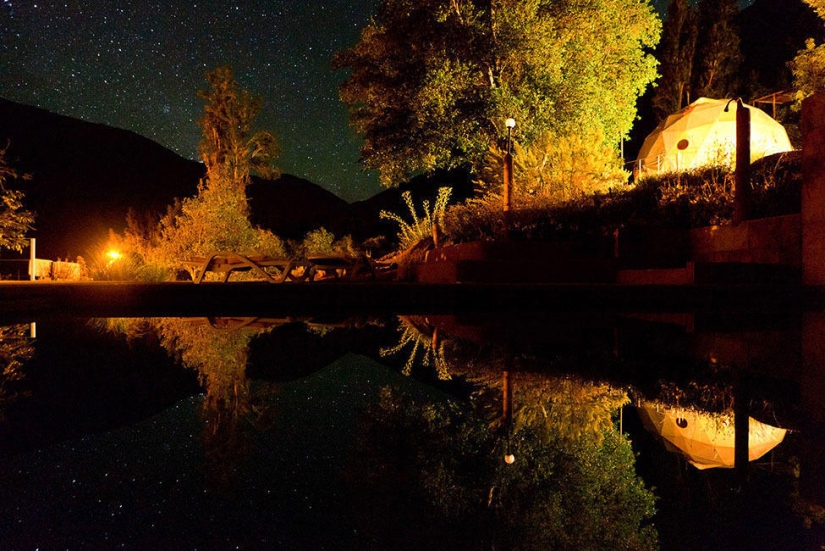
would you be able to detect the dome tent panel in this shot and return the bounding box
[636,97,793,174]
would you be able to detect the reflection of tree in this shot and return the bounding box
[505,373,629,446]
[0,324,34,421]
[101,317,280,487]
[348,386,657,550]
[380,316,450,380]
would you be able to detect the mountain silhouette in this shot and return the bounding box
[0,98,474,260]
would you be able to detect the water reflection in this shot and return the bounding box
[0,312,823,548]
[0,323,33,422]
[638,401,786,470]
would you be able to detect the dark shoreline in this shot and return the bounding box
[0,281,822,323]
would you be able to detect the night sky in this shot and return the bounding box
[1,0,382,201]
[1,0,756,202]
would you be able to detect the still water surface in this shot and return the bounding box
[0,311,823,550]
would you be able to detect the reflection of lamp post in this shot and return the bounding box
[503,118,516,221]
[502,369,515,464]
[724,98,751,225]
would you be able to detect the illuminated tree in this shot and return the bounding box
[335,0,661,186]
[0,324,34,422]
[652,0,698,121]
[792,2,825,104]
[155,67,286,270]
[0,144,34,253]
[198,66,280,193]
[475,128,627,208]
[691,0,741,99]
[804,0,825,20]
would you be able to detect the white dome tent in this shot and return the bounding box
[635,97,793,174]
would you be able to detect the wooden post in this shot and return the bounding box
[28,237,36,281]
[503,152,513,214]
[734,100,751,225]
[503,151,513,237]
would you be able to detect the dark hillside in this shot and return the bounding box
[0,98,202,259]
[0,99,366,258]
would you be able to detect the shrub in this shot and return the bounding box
[380,187,453,251]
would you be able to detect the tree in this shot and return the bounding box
[154,67,286,270]
[335,0,661,186]
[804,0,825,20]
[0,144,34,253]
[691,0,741,100]
[198,66,280,194]
[652,0,698,121]
[792,1,825,104]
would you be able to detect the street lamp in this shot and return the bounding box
[503,118,516,222]
[505,117,516,153]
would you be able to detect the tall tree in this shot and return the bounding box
[335,0,661,186]
[154,67,285,270]
[691,0,741,100]
[652,0,698,121]
[198,66,281,198]
[0,144,34,253]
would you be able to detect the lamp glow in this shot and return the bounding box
[505,117,516,129]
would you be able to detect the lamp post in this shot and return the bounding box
[503,118,516,230]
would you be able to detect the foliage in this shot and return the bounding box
[790,1,825,107]
[381,316,451,380]
[445,155,803,245]
[477,128,628,209]
[335,0,660,186]
[348,385,657,550]
[380,187,453,251]
[0,324,34,422]
[651,0,698,121]
[691,0,741,99]
[0,144,34,253]
[198,66,281,187]
[116,67,288,279]
[804,0,825,21]
[296,227,355,258]
[506,373,630,446]
[791,38,825,105]
[104,316,280,487]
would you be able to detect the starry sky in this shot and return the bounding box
[1,0,757,202]
[1,0,382,201]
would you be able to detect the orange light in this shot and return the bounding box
[106,250,121,261]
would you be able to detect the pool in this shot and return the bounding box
[0,306,822,549]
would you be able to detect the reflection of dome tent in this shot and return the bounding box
[636,97,793,174]
[638,401,787,470]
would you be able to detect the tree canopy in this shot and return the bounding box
[117,67,285,279]
[691,0,740,99]
[335,0,661,186]
[0,145,34,253]
[793,1,825,103]
[651,0,697,121]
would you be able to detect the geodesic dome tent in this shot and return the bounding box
[636,97,793,174]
